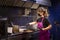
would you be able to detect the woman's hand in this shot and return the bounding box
[29,22,36,25]
[41,28,46,31]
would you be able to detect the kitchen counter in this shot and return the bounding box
[1,30,40,40]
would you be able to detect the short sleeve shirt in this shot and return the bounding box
[37,18,50,28]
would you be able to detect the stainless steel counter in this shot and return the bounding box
[1,31,39,40]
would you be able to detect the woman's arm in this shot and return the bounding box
[29,22,37,25]
[42,18,52,31]
[42,24,52,31]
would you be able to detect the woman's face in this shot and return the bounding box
[38,11,44,17]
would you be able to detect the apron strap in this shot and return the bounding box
[41,17,44,22]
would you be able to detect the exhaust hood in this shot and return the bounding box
[1,0,51,9]
[22,0,51,6]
